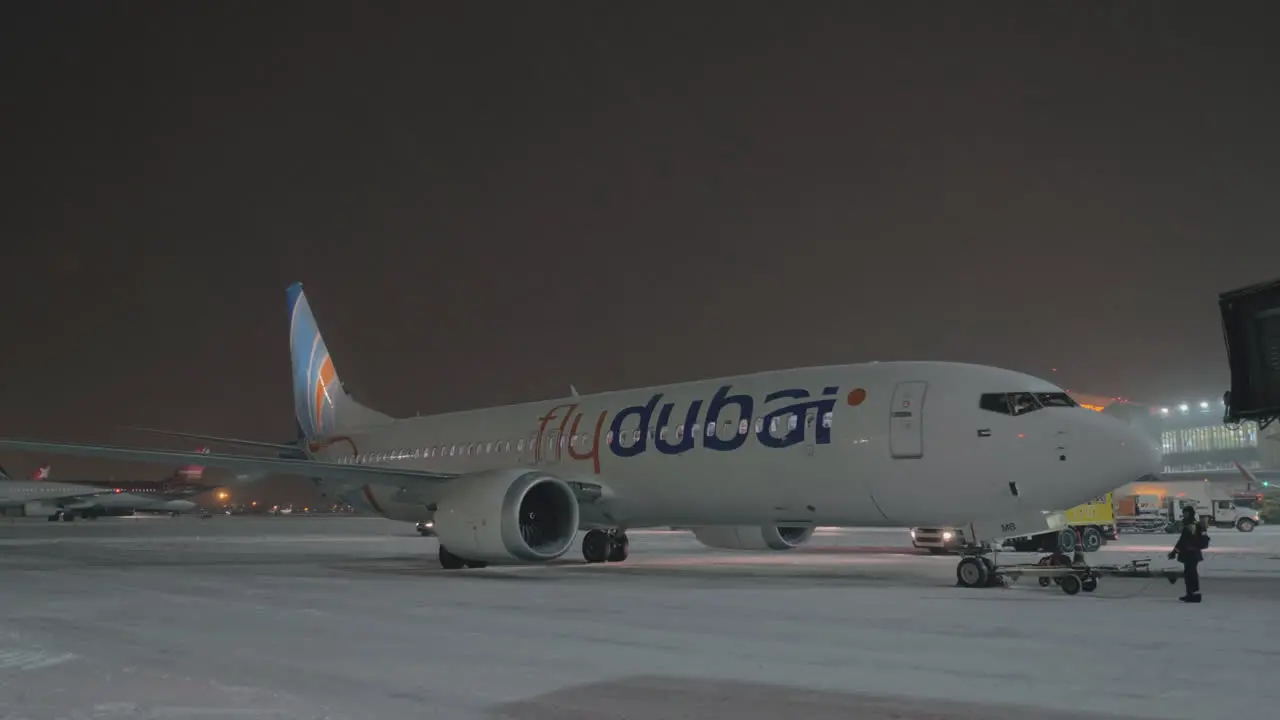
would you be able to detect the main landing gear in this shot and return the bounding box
[581,528,629,564]
[436,528,631,570]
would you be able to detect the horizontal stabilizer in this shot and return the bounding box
[0,438,458,487]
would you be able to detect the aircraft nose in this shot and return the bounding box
[1089,413,1163,485]
[1122,424,1162,481]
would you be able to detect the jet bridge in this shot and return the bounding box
[1220,276,1280,432]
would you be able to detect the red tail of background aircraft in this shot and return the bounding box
[27,449,209,485]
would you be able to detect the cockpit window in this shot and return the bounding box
[1034,392,1077,408]
[979,392,1078,416]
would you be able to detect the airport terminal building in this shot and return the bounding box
[1070,392,1278,475]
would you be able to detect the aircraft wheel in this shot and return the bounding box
[1060,574,1082,595]
[956,557,989,588]
[607,533,630,562]
[438,545,466,570]
[582,529,610,564]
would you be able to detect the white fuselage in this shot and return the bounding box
[0,481,110,510]
[0,483,196,515]
[312,362,1160,533]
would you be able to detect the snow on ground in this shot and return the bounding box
[0,516,1276,719]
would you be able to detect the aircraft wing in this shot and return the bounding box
[0,439,459,486]
[123,426,303,453]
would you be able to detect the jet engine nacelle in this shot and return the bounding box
[432,469,580,564]
[690,525,816,551]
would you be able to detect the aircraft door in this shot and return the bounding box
[804,408,819,456]
[889,381,927,459]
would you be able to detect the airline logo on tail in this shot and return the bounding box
[287,283,339,440]
[176,447,211,481]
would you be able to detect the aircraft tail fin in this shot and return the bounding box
[175,447,211,482]
[287,282,391,442]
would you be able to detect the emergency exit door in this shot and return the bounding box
[890,381,927,459]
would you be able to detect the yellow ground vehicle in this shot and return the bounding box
[1002,493,1118,553]
[910,494,1118,555]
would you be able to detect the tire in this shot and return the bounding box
[607,535,630,562]
[1061,574,1082,595]
[1057,528,1077,553]
[438,545,466,570]
[956,557,989,588]
[1080,526,1104,553]
[582,529,610,564]
[1237,518,1256,532]
[1081,576,1098,593]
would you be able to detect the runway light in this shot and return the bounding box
[1199,401,1210,410]
[1178,404,1189,413]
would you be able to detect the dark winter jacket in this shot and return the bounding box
[1173,518,1207,563]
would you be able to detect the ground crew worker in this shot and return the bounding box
[1168,504,1207,603]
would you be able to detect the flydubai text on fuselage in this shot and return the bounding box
[0,282,1163,570]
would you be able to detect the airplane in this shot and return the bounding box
[43,449,228,517]
[0,453,229,519]
[0,465,140,521]
[0,282,1162,582]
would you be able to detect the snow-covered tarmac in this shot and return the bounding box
[0,516,1275,719]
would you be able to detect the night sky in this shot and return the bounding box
[3,2,1278,490]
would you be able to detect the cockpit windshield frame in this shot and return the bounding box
[979,391,1078,416]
